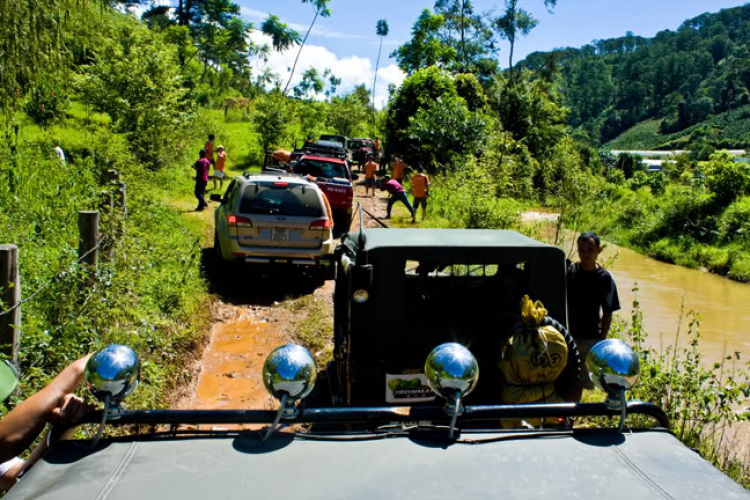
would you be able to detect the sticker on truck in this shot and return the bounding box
[385,373,436,403]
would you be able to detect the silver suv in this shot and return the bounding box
[211,174,335,277]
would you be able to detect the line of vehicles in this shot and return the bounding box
[212,134,383,279]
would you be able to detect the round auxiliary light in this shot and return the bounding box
[85,345,141,404]
[263,344,318,401]
[352,289,369,304]
[587,339,640,395]
[424,343,479,400]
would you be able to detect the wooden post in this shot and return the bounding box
[0,245,20,363]
[103,169,120,185]
[78,211,99,283]
[117,182,127,218]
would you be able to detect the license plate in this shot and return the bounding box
[272,228,289,242]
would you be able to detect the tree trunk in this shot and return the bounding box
[460,0,467,72]
[283,9,320,95]
[372,36,383,111]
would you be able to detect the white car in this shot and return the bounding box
[211,173,335,280]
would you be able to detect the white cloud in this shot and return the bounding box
[250,32,404,110]
[241,7,365,40]
[124,0,170,19]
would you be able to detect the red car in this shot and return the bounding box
[292,154,355,233]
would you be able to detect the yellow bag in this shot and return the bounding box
[500,382,559,405]
[498,296,568,389]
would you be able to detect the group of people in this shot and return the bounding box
[192,134,228,211]
[363,155,430,223]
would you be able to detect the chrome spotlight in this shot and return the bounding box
[262,345,317,441]
[86,345,141,408]
[587,339,640,432]
[424,343,479,438]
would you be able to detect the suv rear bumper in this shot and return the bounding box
[226,239,335,263]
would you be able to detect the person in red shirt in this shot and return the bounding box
[192,149,211,211]
[379,176,415,222]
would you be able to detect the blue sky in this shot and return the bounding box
[142,1,749,107]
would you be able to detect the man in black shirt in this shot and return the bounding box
[567,232,621,402]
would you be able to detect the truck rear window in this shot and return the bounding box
[294,160,349,180]
[239,183,323,217]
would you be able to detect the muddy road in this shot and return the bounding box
[175,182,389,410]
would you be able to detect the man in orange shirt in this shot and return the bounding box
[392,156,406,185]
[364,155,378,197]
[205,134,215,166]
[411,166,430,222]
[213,145,227,191]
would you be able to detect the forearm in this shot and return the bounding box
[0,356,88,462]
[601,312,613,338]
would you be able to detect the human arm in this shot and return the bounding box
[0,355,91,463]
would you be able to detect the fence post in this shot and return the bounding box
[78,211,99,284]
[0,245,20,364]
[117,182,127,219]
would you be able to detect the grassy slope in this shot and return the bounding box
[605,106,750,150]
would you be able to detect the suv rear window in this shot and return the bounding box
[239,182,323,217]
[294,160,349,180]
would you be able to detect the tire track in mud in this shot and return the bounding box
[175,183,383,411]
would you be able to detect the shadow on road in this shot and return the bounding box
[200,248,322,306]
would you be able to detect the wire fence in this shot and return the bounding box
[0,237,106,317]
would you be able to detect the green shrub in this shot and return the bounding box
[719,196,750,244]
[728,251,750,282]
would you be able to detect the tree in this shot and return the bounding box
[434,0,496,76]
[372,20,390,110]
[327,92,371,138]
[283,0,332,95]
[254,91,293,153]
[77,21,190,169]
[261,15,302,52]
[493,0,558,79]
[704,151,750,206]
[392,10,457,74]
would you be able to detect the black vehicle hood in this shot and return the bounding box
[7,430,748,500]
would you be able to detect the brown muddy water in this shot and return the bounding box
[601,243,750,365]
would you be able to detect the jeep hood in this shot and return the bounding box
[6,430,748,500]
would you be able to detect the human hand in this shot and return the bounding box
[50,394,96,426]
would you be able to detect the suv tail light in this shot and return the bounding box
[228,214,253,228]
[309,219,332,230]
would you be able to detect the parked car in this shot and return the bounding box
[349,138,378,166]
[292,154,355,234]
[318,134,349,150]
[210,173,335,280]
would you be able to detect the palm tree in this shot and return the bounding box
[283,0,332,95]
[372,19,389,110]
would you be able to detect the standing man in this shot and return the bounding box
[205,134,215,167]
[213,145,227,191]
[53,140,65,165]
[192,149,211,211]
[411,166,430,222]
[392,156,406,185]
[364,155,378,197]
[566,232,621,402]
[379,175,415,222]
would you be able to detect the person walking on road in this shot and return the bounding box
[192,149,211,211]
[213,145,227,191]
[205,134,215,167]
[411,166,430,222]
[392,156,406,185]
[380,175,415,222]
[364,155,378,197]
[566,232,621,402]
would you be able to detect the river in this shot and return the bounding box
[601,242,750,365]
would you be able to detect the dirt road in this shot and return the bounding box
[175,182,388,410]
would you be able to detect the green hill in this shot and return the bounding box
[520,4,750,148]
